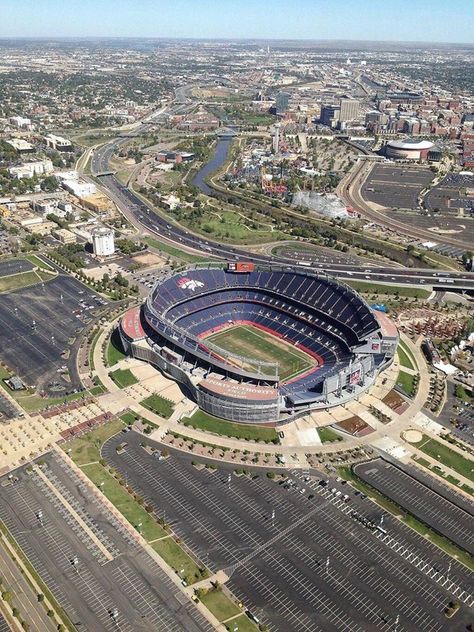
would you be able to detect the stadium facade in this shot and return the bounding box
[119,263,399,424]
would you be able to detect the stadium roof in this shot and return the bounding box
[387,139,434,150]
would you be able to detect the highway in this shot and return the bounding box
[90,106,474,293]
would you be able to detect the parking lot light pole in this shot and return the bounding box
[394,614,399,631]
[271,508,275,527]
[447,560,452,582]
[228,473,232,489]
[326,556,330,575]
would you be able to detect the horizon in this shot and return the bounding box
[0,0,473,44]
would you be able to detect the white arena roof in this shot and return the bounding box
[387,139,434,150]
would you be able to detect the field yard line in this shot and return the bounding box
[240,325,313,364]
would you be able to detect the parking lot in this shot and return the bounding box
[0,258,34,277]
[0,452,210,632]
[425,173,474,217]
[353,459,474,555]
[361,164,435,210]
[103,432,474,632]
[437,380,474,446]
[0,275,108,392]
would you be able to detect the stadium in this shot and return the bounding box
[385,139,434,161]
[119,263,399,424]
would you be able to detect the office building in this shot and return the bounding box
[320,104,340,127]
[91,226,115,257]
[339,98,360,123]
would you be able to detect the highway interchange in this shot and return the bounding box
[90,103,474,293]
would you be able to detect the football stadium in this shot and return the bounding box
[119,263,399,424]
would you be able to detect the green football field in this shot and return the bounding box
[204,324,315,381]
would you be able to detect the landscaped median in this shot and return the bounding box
[63,420,208,585]
[397,341,416,370]
[62,419,260,628]
[180,410,279,444]
[412,434,474,484]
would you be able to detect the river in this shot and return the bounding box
[191,137,233,195]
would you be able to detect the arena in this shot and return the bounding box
[119,263,399,424]
[385,139,434,161]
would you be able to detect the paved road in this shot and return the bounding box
[90,129,474,292]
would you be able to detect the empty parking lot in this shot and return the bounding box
[354,459,474,555]
[0,453,210,632]
[0,274,108,392]
[103,432,474,632]
[361,164,435,210]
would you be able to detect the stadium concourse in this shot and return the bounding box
[119,263,399,424]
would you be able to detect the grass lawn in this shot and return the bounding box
[143,237,210,264]
[120,411,140,425]
[141,394,175,419]
[64,418,125,465]
[396,370,416,397]
[0,521,77,632]
[106,330,126,366]
[397,343,415,370]
[182,410,279,443]
[224,614,259,631]
[0,368,91,412]
[25,254,54,271]
[345,280,430,299]
[0,270,51,293]
[150,538,208,585]
[205,324,313,381]
[82,463,167,540]
[318,426,343,443]
[200,588,240,621]
[109,368,138,389]
[414,435,474,483]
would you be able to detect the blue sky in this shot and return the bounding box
[0,0,472,43]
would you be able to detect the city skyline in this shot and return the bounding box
[0,0,473,44]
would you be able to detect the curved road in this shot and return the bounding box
[90,108,474,292]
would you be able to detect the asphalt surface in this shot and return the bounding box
[0,520,56,631]
[353,458,474,556]
[0,453,211,632]
[102,431,474,632]
[341,159,474,252]
[0,258,34,277]
[361,164,435,210]
[89,110,474,293]
[436,380,474,447]
[0,614,11,632]
[0,275,108,392]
